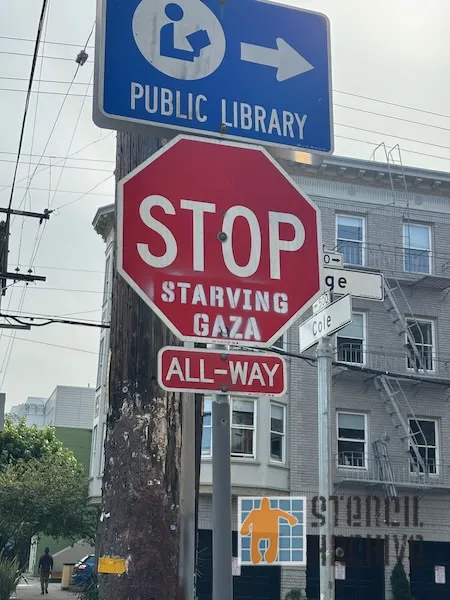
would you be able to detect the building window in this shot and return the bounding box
[90,425,98,477]
[336,214,365,266]
[336,313,365,365]
[99,424,106,475]
[103,256,111,304]
[337,412,367,469]
[201,398,212,456]
[202,398,256,458]
[270,403,286,462]
[231,399,255,457]
[406,319,434,372]
[272,332,286,351]
[409,418,438,474]
[403,223,431,274]
[97,339,104,389]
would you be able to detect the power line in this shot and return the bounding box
[0,157,112,173]
[0,150,113,163]
[335,89,450,120]
[0,333,98,355]
[0,34,95,49]
[5,0,50,217]
[336,134,450,163]
[10,286,102,294]
[335,105,450,134]
[0,50,92,63]
[335,122,450,152]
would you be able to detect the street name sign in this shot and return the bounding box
[117,135,323,347]
[323,250,343,268]
[323,267,384,300]
[158,346,287,397]
[94,0,333,155]
[299,294,352,352]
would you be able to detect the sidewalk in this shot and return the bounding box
[13,578,78,600]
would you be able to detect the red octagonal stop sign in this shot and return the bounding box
[117,135,323,347]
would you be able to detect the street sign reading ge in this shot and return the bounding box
[94,0,333,155]
[117,135,323,347]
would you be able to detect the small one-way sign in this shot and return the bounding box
[323,250,343,268]
[94,0,333,155]
[299,294,352,352]
[158,346,287,397]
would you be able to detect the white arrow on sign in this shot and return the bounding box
[240,38,314,82]
[299,294,352,353]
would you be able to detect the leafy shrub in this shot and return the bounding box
[0,550,22,600]
[391,560,414,600]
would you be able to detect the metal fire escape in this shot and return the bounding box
[371,144,430,497]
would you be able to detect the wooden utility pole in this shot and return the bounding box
[98,133,202,600]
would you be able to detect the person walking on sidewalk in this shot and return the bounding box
[38,547,53,594]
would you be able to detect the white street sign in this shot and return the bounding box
[313,291,331,314]
[323,250,344,268]
[299,294,352,352]
[323,267,384,301]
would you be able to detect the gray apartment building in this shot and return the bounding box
[89,153,450,600]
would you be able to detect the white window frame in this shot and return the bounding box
[336,311,367,366]
[90,425,98,477]
[231,398,256,459]
[403,222,432,275]
[408,417,439,476]
[202,397,257,459]
[336,214,366,267]
[97,338,105,389]
[405,318,436,374]
[201,398,213,458]
[99,423,107,476]
[103,255,111,305]
[337,411,368,470]
[270,402,286,464]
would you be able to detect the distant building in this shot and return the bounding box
[9,386,95,429]
[10,386,97,576]
[10,396,46,427]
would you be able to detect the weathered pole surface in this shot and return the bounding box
[98,132,201,600]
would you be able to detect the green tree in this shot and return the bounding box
[0,419,97,563]
[0,417,73,470]
[391,560,413,600]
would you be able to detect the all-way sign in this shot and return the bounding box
[158,346,287,397]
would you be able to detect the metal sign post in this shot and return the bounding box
[212,347,233,600]
[317,336,335,600]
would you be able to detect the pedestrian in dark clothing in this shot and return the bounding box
[38,547,53,594]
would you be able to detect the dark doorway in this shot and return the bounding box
[410,539,450,600]
[197,529,281,600]
[306,535,385,600]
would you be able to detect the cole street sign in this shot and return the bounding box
[299,294,352,352]
[94,0,333,155]
[323,267,384,301]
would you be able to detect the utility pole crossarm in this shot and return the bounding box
[0,272,46,283]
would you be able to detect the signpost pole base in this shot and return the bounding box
[212,345,233,600]
[317,336,335,600]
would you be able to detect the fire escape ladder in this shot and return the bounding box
[374,374,429,480]
[372,439,397,498]
[384,277,429,374]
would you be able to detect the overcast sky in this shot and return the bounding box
[1,0,450,410]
